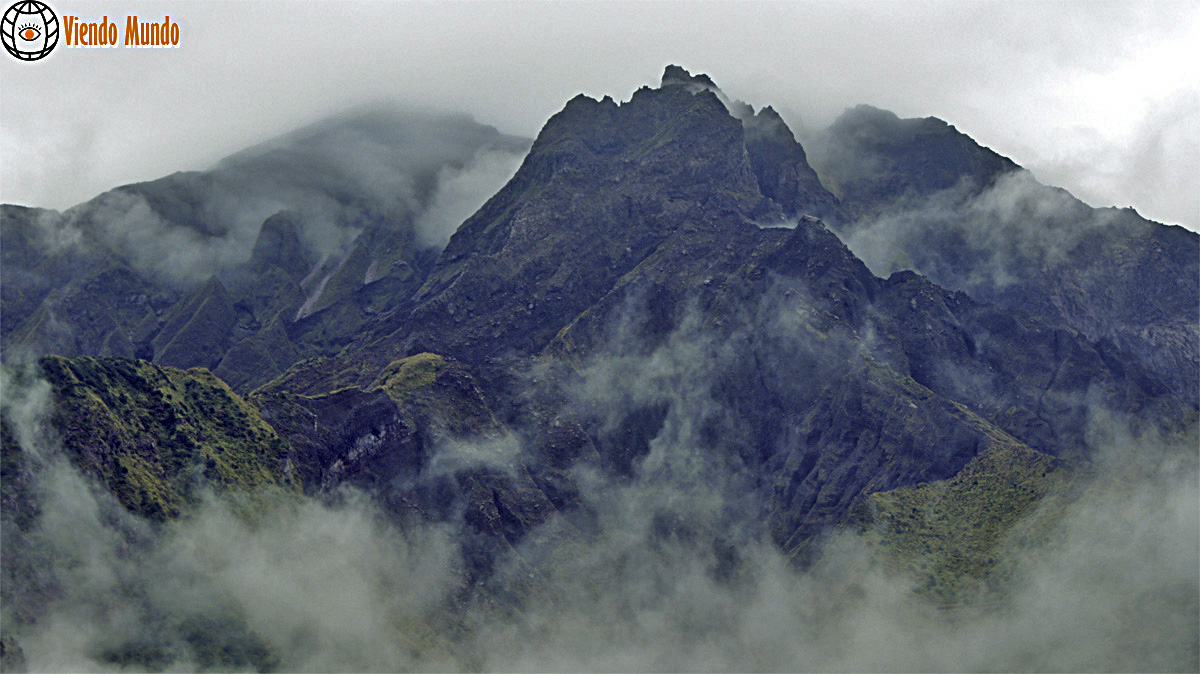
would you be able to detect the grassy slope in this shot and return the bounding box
[39,355,299,521]
[848,414,1083,605]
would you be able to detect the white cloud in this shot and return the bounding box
[0,1,1195,229]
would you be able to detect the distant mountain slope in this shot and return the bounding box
[810,104,1199,401]
[1,107,529,389]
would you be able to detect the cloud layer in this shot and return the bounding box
[3,316,1196,671]
[1,1,1196,229]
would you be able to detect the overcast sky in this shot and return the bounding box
[1,0,1196,230]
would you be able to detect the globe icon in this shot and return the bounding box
[2,0,59,61]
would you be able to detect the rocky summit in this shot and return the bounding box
[1,66,1197,671]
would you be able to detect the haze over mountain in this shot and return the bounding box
[4,3,1196,233]
[1,66,1196,672]
[1,106,528,389]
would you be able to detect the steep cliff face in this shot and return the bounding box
[742,105,847,225]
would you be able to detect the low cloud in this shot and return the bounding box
[2,314,1196,672]
[423,431,526,481]
[415,146,526,250]
[830,170,1121,288]
[14,108,529,288]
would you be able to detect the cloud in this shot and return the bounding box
[414,146,526,250]
[1020,89,1200,227]
[423,431,526,481]
[68,187,270,286]
[2,2,1195,231]
[1,365,464,671]
[11,108,529,288]
[832,170,1111,283]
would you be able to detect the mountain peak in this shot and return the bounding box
[821,103,1021,215]
[661,64,718,90]
[249,210,314,279]
[830,104,960,147]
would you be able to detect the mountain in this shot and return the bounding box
[1,106,529,390]
[269,65,1190,549]
[1,67,1196,671]
[812,104,1199,401]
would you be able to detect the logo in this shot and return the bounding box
[2,0,58,61]
[62,14,179,48]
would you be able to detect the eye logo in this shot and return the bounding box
[2,0,58,61]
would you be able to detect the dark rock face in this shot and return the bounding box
[742,105,846,225]
[395,82,776,361]
[334,67,850,381]
[251,352,568,587]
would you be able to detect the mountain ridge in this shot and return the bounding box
[1,108,530,390]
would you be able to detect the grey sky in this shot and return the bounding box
[1,0,1196,230]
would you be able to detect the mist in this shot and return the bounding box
[2,5,1196,665]
[415,147,526,250]
[826,170,1115,282]
[3,306,1195,672]
[8,107,529,288]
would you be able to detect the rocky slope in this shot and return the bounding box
[282,67,1192,554]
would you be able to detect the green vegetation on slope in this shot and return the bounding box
[373,352,449,400]
[39,355,299,521]
[851,431,1080,605]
